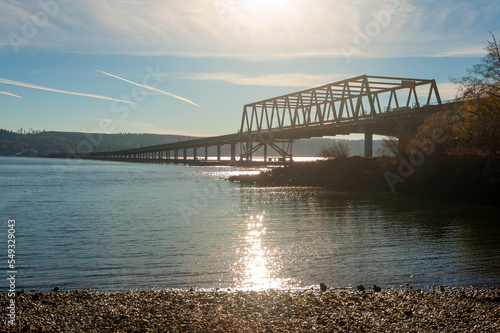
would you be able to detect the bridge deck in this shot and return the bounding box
[70,75,456,162]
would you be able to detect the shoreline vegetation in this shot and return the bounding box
[228,155,500,205]
[2,288,499,332]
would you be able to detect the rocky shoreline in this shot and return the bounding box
[2,287,499,332]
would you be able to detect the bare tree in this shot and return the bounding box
[376,137,399,156]
[318,141,351,158]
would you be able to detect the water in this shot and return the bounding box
[1,157,499,292]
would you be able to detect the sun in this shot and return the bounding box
[241,0,291,11]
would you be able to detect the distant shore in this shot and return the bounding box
[2,288,499,332]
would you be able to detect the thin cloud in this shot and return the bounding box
[2,0,498,58]
[96,70,199,107]
[0,91,22,98]
[0,78,136,104]
[181,72,349,87]
[434,45,487,57]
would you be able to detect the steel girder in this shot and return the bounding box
[85,75,444,163]
[239,74,442,136]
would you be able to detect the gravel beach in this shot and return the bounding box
[2,287,499,332]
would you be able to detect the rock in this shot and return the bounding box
[320,283,327,292]
[357,284,365,291]
[373,285,382,292]
[53,286,60,293]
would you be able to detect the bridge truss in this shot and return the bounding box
[239,75,442,160]
[77,74,446,164]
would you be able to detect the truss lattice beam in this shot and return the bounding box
[240,74,442,135]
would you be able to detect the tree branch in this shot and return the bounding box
[489,31,500,71]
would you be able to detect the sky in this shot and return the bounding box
[0,0,499,137]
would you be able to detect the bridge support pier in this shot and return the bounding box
[364,131,373,157]
[231,143,236,161]
[247,142,253,161]
[183,148,187,161]
[217,145,221,161]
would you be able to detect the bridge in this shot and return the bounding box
[77,74,450,164]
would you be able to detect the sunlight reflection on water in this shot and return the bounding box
[234,213,292,290]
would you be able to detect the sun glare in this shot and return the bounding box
[234,213,288,290]
[241,0,292,12]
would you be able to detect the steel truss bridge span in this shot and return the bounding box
[238,74,442,160]
[83,75,447,164]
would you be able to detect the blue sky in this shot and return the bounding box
[0,0,499,137]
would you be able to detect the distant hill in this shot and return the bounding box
[0,129,385,157]
[0,129,196,157]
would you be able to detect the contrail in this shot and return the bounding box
[0,78,136,104]
[0,91,22,98]
[96,70,199,107]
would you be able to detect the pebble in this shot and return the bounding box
[2,288,499,332]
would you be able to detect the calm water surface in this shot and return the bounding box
[0,157,499,292]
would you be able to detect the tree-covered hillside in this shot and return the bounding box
[0,129,195,156]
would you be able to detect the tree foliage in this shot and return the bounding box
[452,33,500,157]
[407,108,457,157]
